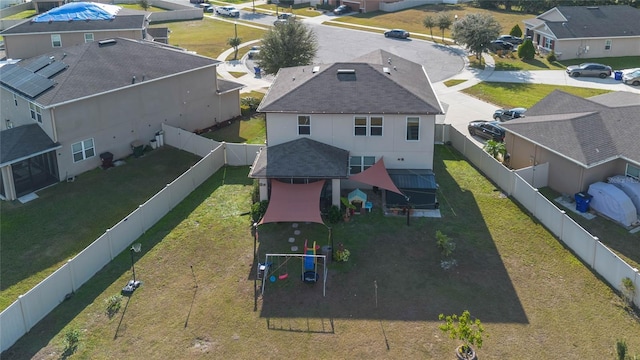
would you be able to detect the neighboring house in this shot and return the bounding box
[250,49,443,214]
[0,37,243,201]
[500,90,640,196]
[523,5,640,60]
[0,2,152,59]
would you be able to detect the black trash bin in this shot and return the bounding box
[131,140,144,158]
[100,152,114,169]
[574,192,593,213]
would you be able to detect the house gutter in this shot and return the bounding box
[50,107,59,143]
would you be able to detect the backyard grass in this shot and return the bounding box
[0,149,202,311]
[493,54,640,71]
[4,146,640,359]
[462,82,612,109]
[202,113,266,144]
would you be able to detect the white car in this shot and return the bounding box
[216,6,239,17]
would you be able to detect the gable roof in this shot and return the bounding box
[0,124,61,167]
[500,90,640,168]
[531,5,640,39]
[0,38,223,107]
[249,138,349,179]
[257,49,443,115]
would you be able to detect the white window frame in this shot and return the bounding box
[84,33,94,43]
[370,116,383,136]
[354,116,367,136]
[604,39,612,51]
[72,138,96,163]
[543,37,552,49]
[29,102,42,123]
[349,156,375,175]
[626,164,640,180]
[298,115,310,135]
[406,117,420,141]
[51,34,62,48]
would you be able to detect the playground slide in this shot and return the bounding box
[303,240,316,271]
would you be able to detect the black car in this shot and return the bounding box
[468,120,506,142]
[384,29,410,39]
[497,35,523,45]
[493,107,526,122]
[489,40,514,52]
[333,5,351,15]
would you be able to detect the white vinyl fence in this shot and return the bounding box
[445,125,640,308]
[0,125,261,352]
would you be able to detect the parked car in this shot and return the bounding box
[384,29,410,39]
[199,3,213,12]
[468,120,506,142]
[278,13,296,20]
[488,40,514,52]
[333,5,351,15]
[247,46,260,59]
[216,6,240,17]
[497,35,523,45]
[566,63,612,78]
[493,107,526,122]
[622,69,640,86]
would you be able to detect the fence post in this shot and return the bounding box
[634,267,640,307]
[17,295,30,333]
[591,236,598,268]
[67,259,76,292]
[558,210,565,241]
[106,228,115,260]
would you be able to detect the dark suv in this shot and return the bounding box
[468,120,506,142]
[493,107,526,122]
[333,5,351,15]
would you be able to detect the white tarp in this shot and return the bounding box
[588,182,637,227]
[608,175,640,216]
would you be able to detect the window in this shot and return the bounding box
[406,117,419,141]
[29,102,42,123]
[72,139,95,162]
[626,164,640,180]
[298,115,310,135]
[543,37,552,49]
[604,39,612,51]
[370,116,383,136]
[354,116,367,136]
[51,34,62,48]
[84,33,94,43]
[349,156,375,174]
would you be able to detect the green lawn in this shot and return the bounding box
[4,146,640,359]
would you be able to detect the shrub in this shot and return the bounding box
[327,205,342,224]
[251,200,269,223]
[546,50,557,62]
[63,328,81,355]
[509,24,522,38]
[334,243,351,262]
[621,277,636,308]
[616,339,627,360]
[436,230,455,258]
[439,310,485,356]
[104,294,123,318]
[517,39,536,60]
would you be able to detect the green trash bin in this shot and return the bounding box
[131,140,144,158]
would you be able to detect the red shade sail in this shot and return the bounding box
[259,180,326,225]
[348,157,403,195]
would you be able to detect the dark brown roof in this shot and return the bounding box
[6,38,223,107]
[249,138,349,179]
[258,49,442,115]
[501,90,640,167]
[543,5,640,39]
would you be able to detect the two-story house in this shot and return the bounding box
[0,2,151,59]
[249,49,443,222]
[0,37,243,201]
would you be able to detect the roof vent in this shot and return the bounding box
[587,6,599,9]
[98,39,117,47]
[337,69,355,74]
[132,76,136,84]
[383,67,390,74]
[312,66,320,73]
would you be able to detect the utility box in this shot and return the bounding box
[131,140,144,158]
[574,192,593,213]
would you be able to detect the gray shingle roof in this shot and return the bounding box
[544,5,640,39]
[4,38,223,107]
[249,138,349,178]
[0,124,61,166]
[257,49,442,115]
[501,90,640,167]
[0,11,147,35]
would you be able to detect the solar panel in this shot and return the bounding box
[16,75,55,98]
[23,56,53,72]
[0,65,33,88]
[0,64,55,97]
[36,61,68,78]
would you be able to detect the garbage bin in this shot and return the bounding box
[574,192,593,213]
[614,71,623,81]
[100,152,114,169]
[131,140,144,158]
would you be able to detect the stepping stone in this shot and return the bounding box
[288,237,295,243]
[292,223,299,228]
[294,230,301,235]
[291,246,298,252]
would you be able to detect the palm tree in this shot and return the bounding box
[436,13,452,42]
[227,37,242,60]
[483,140,506,161]
[423,15,436,41]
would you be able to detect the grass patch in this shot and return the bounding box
[1,9,36,20]
[202,113,265,144]
[256,4,323,17]
[0,148,202,311]
[462,82,611,108]
[228,71,246,78]
[443,79,467,87]
[493,54,640,71]
[5,146,640,359]
[119,4,166,12]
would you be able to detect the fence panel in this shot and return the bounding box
[169,171,196,206]
[483,156,513,194]
[225,143,261,166]
[70,234,113,287]
[107,210,145,257]
[514,164,549,189]
[162,124,216,157]
[512,175,537,212]
[449,128,467,156]
[19,264,74,331]
[560,216,596,266]
[0,301,26,351]
[534,194,564,238]
[463,141,484,170]
[593,242,638,297]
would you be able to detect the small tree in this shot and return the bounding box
[62,328,81,355]
[483,139,506,161]
[422,15,436,41]
[227,37,242,60]
[257,21,318,75]
[138,0,150,11]
[616,339,627,360]
[436,13,453,42]
[509,24,522,38]
[546,50,557,62]
[621,277,636,309]
[436,230,456,270]
[517,38,536,60]
[451,13,501,60]
[439,310,485,359]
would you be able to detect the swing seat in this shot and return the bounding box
[278,273,289,280]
